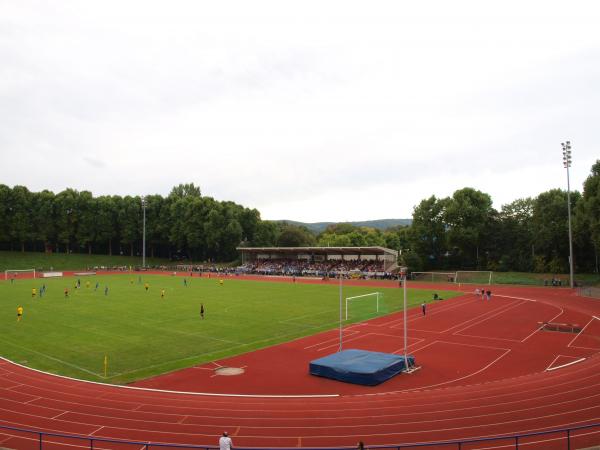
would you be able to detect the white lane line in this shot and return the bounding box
[546,357,586,372]
[567,317,597,348]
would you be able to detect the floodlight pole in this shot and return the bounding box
[562,141,574,288]
[339,273,343,352]
[141,196,146,268]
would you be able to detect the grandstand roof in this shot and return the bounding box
[237,246,398,257]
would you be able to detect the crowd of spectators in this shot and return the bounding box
[235,258,395,279]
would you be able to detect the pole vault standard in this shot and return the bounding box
[402,267,408,369]
[339,273,343,351]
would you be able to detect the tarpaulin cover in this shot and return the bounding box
[309,349,415,386]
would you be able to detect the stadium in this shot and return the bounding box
[3,2,600,449]
[1,246,599,449]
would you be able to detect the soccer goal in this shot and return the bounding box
[5,269,36,280]
[345,292,382,320]
[454,271,493,285]
[411,272,457,283]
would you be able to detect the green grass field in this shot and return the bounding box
[0,274,459,385]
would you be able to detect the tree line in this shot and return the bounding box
[316,160,599,274]
[1,161,598,272]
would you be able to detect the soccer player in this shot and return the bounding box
[144,282,149,292]
[95,282,99,291]
[104,286,109,296]
[86,281,90,289]
[31,287,36,298]
[183,278,187,287]
[421,302,426,315]
[161,289,165,299]
[200,303,205,319]
[219,279,224,286]
[17,305,23,322]
[64,287,69,298]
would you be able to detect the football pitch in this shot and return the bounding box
[0,274,460,385]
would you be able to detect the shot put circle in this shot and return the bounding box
[214,366,245,376]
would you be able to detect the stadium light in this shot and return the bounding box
[141,196,146,268]
[561,141,574,288]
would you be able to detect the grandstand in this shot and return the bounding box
[236,246,398,278]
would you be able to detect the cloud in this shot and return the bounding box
[1,0,599,221]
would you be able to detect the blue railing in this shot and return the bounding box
[0,422,599,450]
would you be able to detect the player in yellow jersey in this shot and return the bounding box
[144,282,149,292]
[219,279,224,286]
[17,305,23,322]
[31,288,36,298]
[160,289,165,299]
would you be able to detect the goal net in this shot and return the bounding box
[345,292,384,320]
[455,271,493,285]
[411,272,457,283]
[5,269,36,280]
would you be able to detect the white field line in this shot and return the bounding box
[0,338,105,378]
[440,302,522,334]
[567,317,597,348]
[303,331,359,350]
[546,357,586,372]
[450,300,527,336]
[521,307,565,343]
[316,332,425,353]
[0,356,339,398]
[383,296,476,329]
[315,332,380,352]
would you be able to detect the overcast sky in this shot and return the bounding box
[1,1,599,222]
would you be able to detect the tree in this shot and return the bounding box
[31,190,56,252]
[495,198,535,271]
[251,221,279,246]
[118,196,141,257]
[9,185,34,252]
[408,196,449,269]
[95,196,119,256]
[75,191,96,254]
[54,188,79,253]
[574,160,600,272]
[532,189,581,273]
[276,224,316,247]
[0,185,11,249]
[444,188,494,269]
[169,183,201,199]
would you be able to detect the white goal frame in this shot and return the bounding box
[454,270,493,285]
[5,269,36,280]
[411,271,457,282]
[345,292,380,320]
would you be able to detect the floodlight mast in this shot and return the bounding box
[141,196,146,268]
[561,141,574,289]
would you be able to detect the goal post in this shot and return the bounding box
[345,292,381,320]
[454,271,493,285]
[5,269,36,280]
[411,272,457,283]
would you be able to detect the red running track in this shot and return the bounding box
[1,275,600,449]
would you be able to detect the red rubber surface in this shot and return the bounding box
[1,275,599,449]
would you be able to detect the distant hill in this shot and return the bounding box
[275,219,412,234]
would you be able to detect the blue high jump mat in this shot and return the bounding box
[309,349,415,386]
